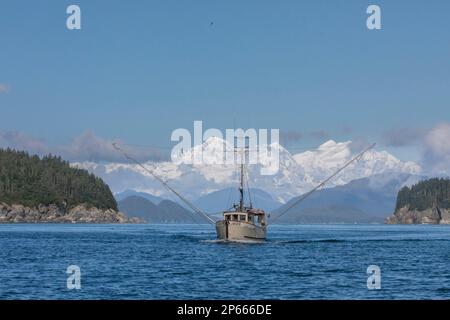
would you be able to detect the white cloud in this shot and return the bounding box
[0,130,48,154]
[2,123,450,176]
[379,123,450,176]
[60,131,167,162]
[422,122,450,175]
[0,130,167,162]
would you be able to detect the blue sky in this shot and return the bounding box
[1,0,450,162]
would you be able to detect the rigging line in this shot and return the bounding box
[129,158,182,187]
[112,143,216,225]
[271,143,376,223]
[120,175,196,222]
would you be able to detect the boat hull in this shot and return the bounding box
[215,220,266,241]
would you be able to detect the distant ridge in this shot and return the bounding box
[115,173,425,224]
[115,189,164,204]
[118,195,206,223]
[272,173,423,223]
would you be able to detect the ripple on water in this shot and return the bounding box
[0,224,449,299]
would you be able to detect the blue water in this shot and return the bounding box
[0,224,449,300]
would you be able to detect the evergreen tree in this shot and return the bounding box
[395,178,450,212]
[0,149,117,210]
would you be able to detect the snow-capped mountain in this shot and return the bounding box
[293,140,421,187]
[73,137,422,203]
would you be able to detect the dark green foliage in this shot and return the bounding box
[0,148,117,210]
[395,178,450,212]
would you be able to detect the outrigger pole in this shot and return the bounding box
[271,143,376,223]
[112,143,216,225]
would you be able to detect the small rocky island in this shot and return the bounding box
[386,178,450,224]
[0,148,131,223]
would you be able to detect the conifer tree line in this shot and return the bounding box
[0,148,117,210]
[396,178,450,211]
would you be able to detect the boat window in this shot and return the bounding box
[225,215,230,221]
[232,214,238,221]
[239,215,246,222]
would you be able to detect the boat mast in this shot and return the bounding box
[239,160,244,211]
[236,141,246,212]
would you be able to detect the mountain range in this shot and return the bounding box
[71,137,428,223]
[116,172,424,223]
[272,173,423,223]
[74,137,422,203]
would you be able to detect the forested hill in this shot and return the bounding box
[0,148,117,210]
[395,178,450,212]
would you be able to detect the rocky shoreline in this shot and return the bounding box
[0,202,138,223]
[385,206,450,224]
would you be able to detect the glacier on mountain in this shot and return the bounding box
[73,137,422,203]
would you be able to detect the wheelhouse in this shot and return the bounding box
[223,210,266,226]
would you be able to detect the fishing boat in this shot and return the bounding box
[215,158,267,241]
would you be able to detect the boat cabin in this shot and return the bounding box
[223,209,266,226]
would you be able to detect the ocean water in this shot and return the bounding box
[0,224,449,300]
